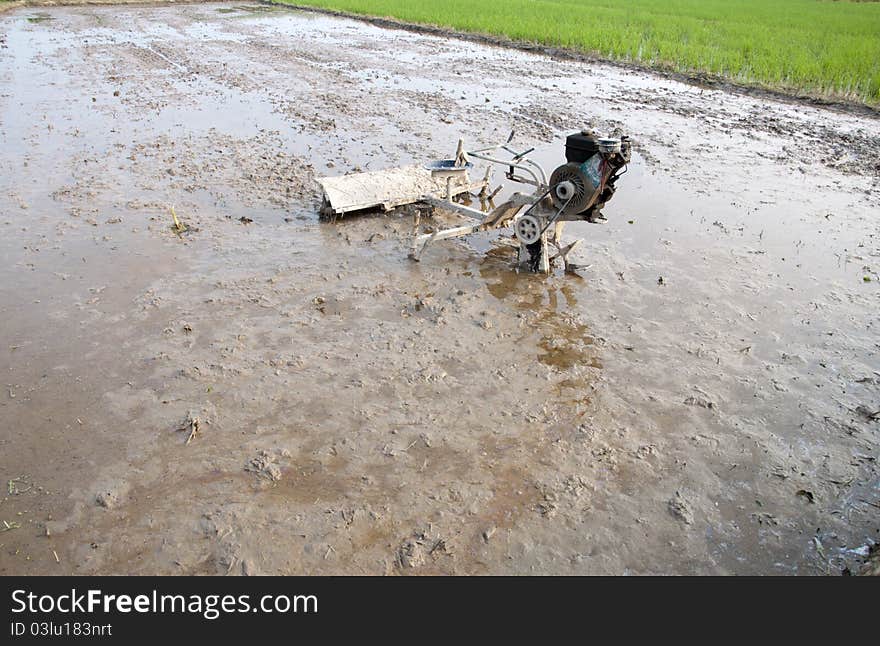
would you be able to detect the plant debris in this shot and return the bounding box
[176,411,202,445]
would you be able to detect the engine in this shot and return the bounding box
[512,130,631,270]
[550,130,631,220]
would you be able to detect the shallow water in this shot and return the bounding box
[0,3,877,575]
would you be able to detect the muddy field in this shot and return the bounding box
[0,3,878,575]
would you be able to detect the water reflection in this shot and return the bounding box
[478,253,601,375]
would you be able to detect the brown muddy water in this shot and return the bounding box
[0,3,878,575]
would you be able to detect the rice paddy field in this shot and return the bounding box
[2,0,879,578]
[283,0,880,105]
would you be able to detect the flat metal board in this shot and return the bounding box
[317,165,467,215]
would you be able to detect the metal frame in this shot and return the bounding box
[409,134,584,274]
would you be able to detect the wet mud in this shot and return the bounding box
[0,3,878,575]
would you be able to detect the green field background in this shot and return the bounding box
[282,0,880,104]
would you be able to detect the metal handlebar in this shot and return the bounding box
[466,136,548,187]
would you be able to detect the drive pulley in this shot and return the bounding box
[514,214,543,245]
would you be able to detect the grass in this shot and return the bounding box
[279,0,880,105]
